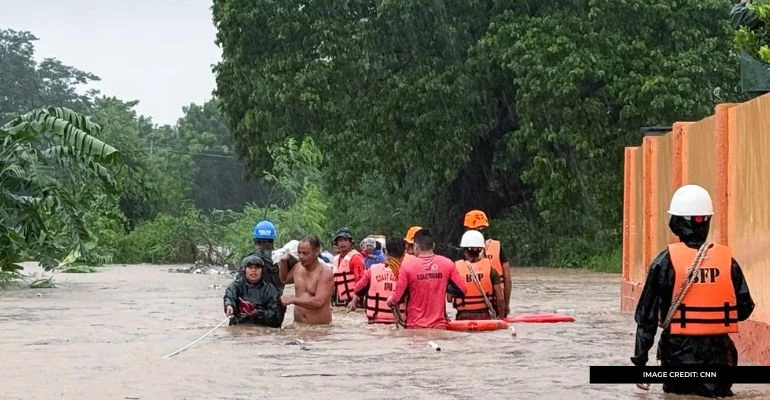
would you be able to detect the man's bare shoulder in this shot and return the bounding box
[289,261,302,276]
[318,262,334,279]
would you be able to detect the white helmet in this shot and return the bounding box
[668,184,714,216]
[460,230,486,248]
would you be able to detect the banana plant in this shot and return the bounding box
[0,106,120,281]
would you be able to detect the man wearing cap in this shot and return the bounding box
[223,255,284,327]
[463,210,512,316]
[331,227,365,307]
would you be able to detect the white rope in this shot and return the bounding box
[163,316,231,359]
[661,242,713,330]
[464,260,497,319]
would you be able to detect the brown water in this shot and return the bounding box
[1,264,768,400]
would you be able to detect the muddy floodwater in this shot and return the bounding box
[1,264,768,400]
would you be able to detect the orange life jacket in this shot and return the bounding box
[667,242,738,335]
[365,263,405,324]
[485,239,503,276]
[332,249,360,306]
[452,258,494,312]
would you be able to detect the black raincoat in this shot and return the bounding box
[223,257,284,328]
[632,216,755,397]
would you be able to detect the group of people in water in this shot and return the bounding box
[222,209,511,328]
[222,185,759,398]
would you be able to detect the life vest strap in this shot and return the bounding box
[333,271,356,281]
[366,292,396,318]
[459,298,488,306]
[670,317,740,324]
[333,271,356,301]
[678,305,738,312]
[673,302,739,327]
[454,294,494,311]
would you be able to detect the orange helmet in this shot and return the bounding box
[404,226,422,244]
[463,210,489,229]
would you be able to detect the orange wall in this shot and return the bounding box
[621,95,770,365]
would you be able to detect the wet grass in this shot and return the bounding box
[584,248,622,273]
[0,272,57,289]
[27,277,56,288]
[62,265,98,273]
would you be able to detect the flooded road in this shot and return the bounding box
[1,264,767,400]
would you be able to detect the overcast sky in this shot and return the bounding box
[0,0,221,126]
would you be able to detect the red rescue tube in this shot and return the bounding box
[504,313,575,324]
[447,319,509,332]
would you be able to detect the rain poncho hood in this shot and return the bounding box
[246,248,283,294]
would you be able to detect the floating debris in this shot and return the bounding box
[169,265,231,277]
[280,373,335,378]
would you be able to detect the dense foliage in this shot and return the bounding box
[212,0,744,266]
[0,29,325,285]
[1,1,750,284]
[0,107,119,279]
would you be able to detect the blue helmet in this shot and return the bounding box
[252,220,276,240]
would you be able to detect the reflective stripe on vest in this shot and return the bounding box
[485,239,503,275]
[452,258,494,312]
[365,263,404,323]
[332,250,360,306]
[668,242,739,335]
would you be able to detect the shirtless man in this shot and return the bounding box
[278,235,334,325]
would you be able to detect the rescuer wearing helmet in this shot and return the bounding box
[450,230,505,320]
[247,220,283,296]
[462,210,512,316]
[403,226,422,261]
[631,184,754,397]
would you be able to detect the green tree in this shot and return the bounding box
[89,97,192,226]
[0,107,119,278]
[212,0,515,242]
[176,98,233,153]
[0,29,99,120]
[478,0,742,264]
[212,0,744,265]
[221,136,328,258]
